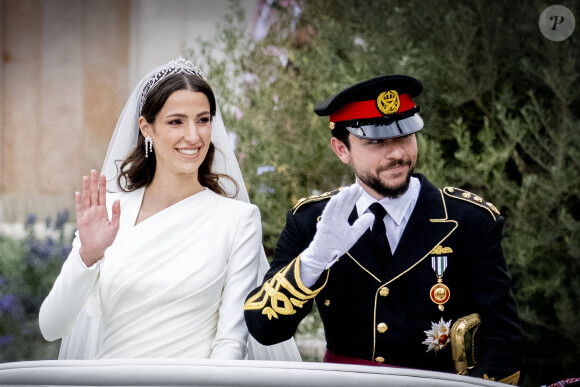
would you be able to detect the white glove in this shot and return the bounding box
[300,184,375,287]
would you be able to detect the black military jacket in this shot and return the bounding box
[244,174,522,383]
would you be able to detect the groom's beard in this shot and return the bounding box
[353,159,414,199]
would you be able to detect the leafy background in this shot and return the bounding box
[1,1,578,386]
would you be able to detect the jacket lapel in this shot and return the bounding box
[383,174,457,282]
[342,175,458,283]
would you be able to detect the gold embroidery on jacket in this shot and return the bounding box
[243,258,324,320]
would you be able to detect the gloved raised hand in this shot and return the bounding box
[300,184,375,286]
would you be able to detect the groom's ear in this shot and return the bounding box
[331,137,351,165]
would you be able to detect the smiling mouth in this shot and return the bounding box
[177,148,199,155]
[381,160,408,172]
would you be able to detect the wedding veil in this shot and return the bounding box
[57,58,301,362]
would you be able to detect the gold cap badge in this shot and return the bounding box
[376,90,400,115]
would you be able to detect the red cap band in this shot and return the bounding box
[329,93,415,123]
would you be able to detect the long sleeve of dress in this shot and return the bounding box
[39,233,101,342]
[210,205,262,360]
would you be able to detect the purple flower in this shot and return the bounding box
[61,245,73,258]
[0,294,16,312]
[28,238,56,261]
[55,210,69,230]
[0,335,14,345]
[25,214,37,229]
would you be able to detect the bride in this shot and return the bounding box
[39,58,300,361]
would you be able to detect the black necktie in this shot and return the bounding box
[368,202,392,259]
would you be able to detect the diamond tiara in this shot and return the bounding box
[139,57,205,114]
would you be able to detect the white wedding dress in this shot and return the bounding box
[39,58,301,362]
[40,188,262,359]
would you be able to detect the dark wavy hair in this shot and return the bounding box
[116,73,238,197]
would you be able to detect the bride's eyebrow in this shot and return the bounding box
[166,113,187,119]
[165,111,210,119]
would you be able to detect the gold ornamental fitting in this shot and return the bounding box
[375,356,385,363]
[379,287,389,297]
[329,121,335,130]
[377,322,388,333]
[376,90,400,115]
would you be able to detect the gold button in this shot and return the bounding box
[377,322,388,333]
[375,356,385,363]
[324,300,330,306]
[379,287,389,297]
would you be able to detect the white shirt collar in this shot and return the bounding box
[356,177,421,225]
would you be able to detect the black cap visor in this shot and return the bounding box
[341,111,424,140]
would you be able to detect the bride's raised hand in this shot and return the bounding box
[75,170,121,267]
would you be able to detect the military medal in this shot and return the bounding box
[430,255,450,311]
[422,318,452,353]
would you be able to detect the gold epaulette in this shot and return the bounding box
[443,187,500,220]
[292,187,344,214]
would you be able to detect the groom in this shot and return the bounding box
[244,75,522,384]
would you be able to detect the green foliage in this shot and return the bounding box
[193,0,578,384]
[0,212,73,361]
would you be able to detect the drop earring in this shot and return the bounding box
[144,136,153,158]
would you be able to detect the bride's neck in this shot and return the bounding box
[145,172,204,207]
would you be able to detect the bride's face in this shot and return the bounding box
[143,89,212,179]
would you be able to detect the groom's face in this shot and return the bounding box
[332,133,417,200]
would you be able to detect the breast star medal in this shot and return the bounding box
[422,317,452,353]
[430,254,450,311]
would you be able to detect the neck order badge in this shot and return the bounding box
[430,251,451,311]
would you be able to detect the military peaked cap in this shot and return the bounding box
[314,75,424,139]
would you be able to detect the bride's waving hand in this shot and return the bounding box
[75,170,121,267]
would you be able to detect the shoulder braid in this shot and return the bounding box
[443,187,500,220]
[292,187,345,215]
